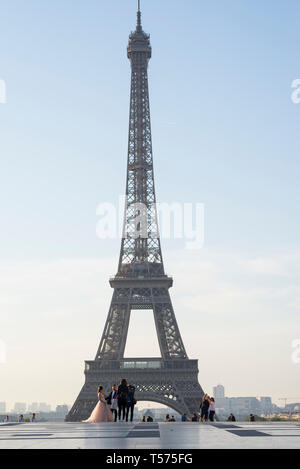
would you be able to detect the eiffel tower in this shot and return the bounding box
[66,3,204,422]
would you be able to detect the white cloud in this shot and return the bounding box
[242,257,284,276]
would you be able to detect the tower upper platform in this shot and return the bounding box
[127,9,152,62]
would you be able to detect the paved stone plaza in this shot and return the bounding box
[0,422,300,449]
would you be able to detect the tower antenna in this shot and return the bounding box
[137,0,142,31]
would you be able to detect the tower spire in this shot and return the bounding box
[137,0,142,31]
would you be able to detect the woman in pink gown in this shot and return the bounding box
[83,386,114,423]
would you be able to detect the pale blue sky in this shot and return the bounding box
[1,0,300,260]
[1,1,300,409]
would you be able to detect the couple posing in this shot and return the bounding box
[200,394,216,422]
[83,379,136,423]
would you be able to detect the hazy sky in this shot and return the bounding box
[1,0,300,410]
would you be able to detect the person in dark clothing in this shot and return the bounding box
[147,416,153,422]
[208,397,216,422]
[191,413,198,422]
[117,379,128,421]
[126,384,136,422]
[227,413,236,422]
[200,394,210,422]
[249,414,255,422]
[106,384,118,422]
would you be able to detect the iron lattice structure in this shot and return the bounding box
[67,6,204,422]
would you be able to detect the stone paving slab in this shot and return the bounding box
[0,422,300,449]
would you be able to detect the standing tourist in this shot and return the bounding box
[208,397,216,422]
[83,385,113,423]
[117,379,129,421]
[18,415,25,423]
[126,384,136,422]
[181,413,187,422]
[31,413,36,422]
[200,394,210,422]
[106,384,118,422]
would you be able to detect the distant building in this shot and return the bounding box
[14,402,26,413]
[28,402,39,412]
[212,387,275,420]
[0,402,6,413]
[56,405,69,416]
[259,397,273,414]
[285,403,300,413]
[39,403,51,412]
[213,385,225,400]
[213,385,228,413]
[228,397,261,416]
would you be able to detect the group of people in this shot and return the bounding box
[227,413,255,422]
[181,413,199,422]
[5,391,256,425]
[164,414,177,422]
[84,379,136,424]
[163,413,199,422]
[141,415,154,422]
[3,414,36,423]
[199,396,254,423]
[200,394,216,422]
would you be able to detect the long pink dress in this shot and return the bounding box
[83,391,114,423]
